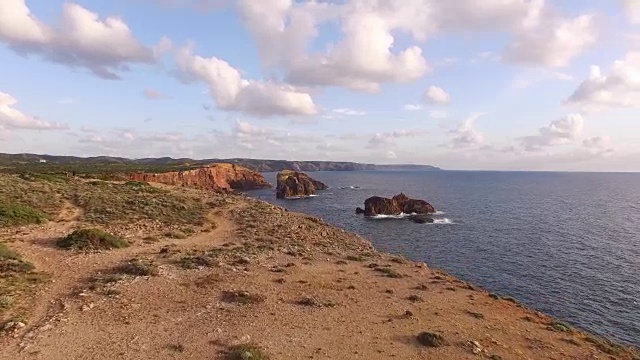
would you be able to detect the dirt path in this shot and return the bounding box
[1,203,236,352]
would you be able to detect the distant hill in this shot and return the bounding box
[0,153,442,174]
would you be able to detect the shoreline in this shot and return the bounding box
[0,177,638,359]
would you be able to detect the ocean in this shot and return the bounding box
[248,171,640,347]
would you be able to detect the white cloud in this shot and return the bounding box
[449,113,485,148]
[504,13,597,67]
[176,43,318,117]
[424,86,451,104]
[403,104,422,111]
[237,0,429,92]
[333,108,366,116]
[520,113,585,151]
[567,53,640,110]
[623,0,640,25]
[0,1,160,79]
[583,136,610,149]
[0,91,68,130]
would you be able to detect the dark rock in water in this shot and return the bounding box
[417,332,446,347]
[355,207,365,215]
[276,170,328,199]
[410,215,434,224]
[362,193,435,216]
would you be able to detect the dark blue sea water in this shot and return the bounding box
[248,171,640,347]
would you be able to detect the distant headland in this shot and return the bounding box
[0,153,442,174]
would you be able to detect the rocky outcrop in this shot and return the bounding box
[359,193,435,216]
[128,163,271,193]
[276,170,328,199]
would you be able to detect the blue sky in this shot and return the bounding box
[1,0,639,171]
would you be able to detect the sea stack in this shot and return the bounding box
[358,193,435,217]
[128,163,271,193]
[276,170,328,199]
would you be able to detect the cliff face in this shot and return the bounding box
[128,163,271,192]
[276,170,328,199]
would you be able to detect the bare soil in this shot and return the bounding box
[0,179,638,360]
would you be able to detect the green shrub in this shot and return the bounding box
[226,343,269,360]
[115,259,159,276]
[0,204,48,227]
[57,229,128,250]
[0,243,34,273]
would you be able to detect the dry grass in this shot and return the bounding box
[0,243,47,317]
[0,174,62,227]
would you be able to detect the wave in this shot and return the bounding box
[367,213,454,224]
[338,186,361,190]
[285,194,319,200]
[433,218,453,224]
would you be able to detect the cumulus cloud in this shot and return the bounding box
[424,86,451,104]
[0,1,161,79]
[237,0,429,92]
[236,0,594,96]
[623,0,640,25]
[504,12,597,67]
[566,53,640,110]
[449,113,485,148]
[175,43,318,117]
[520,113,585,151]
[0,91,68,130]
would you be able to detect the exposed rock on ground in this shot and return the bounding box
[359,193,436,216]
[129,163,271,192]
[276,170,328,199]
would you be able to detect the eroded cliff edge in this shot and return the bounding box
[128,163,271,192]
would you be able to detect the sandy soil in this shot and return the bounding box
[0,193,638,360]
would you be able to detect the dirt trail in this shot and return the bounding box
[2,203,236,350]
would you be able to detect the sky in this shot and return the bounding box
[1,0,640,171]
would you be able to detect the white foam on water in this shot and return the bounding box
[432,218,453,224]
[285,194,319,200]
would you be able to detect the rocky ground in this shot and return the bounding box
[0,174,638,360]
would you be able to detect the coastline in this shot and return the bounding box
[0,178,638,359]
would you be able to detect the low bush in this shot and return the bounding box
[0,204,48,227]
[57,229,129,250]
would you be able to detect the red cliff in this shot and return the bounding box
[128,163,271,192]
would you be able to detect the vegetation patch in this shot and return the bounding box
[178,255,213,269]
[70,181,207,226]
[0,204,48,227]
[0,243,35,274]
[164,230,188,239]
[294,295,336,308]
[417,332,446,347]
[0,243,47,316]
[115,259,159,277]
[57,229,129,250]
[374,267,404,278]
[225,343,269,360]
[0,174,62,220]
[221,290,266,305]
[548,321,573,333]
